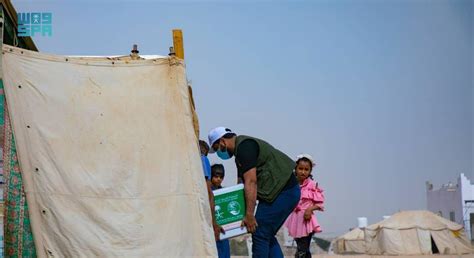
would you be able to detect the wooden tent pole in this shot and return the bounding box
[172,29,199,137]
[172,29,184,60]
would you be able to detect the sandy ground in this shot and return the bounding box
[228,229,474,257]
[228,228,331,256]
[230,250,474,258]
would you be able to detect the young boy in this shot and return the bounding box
[211,164,230,258]
[200,140,223,241]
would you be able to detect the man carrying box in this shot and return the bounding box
[208,127,300,258]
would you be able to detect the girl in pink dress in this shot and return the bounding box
[285,154,324,258]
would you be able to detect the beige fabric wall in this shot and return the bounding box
[344,240,366,254]
[335,228,366,254]
[1,45,217,257]
[365,211,473,255]
[431,229,473,255]
[366,228,472,255]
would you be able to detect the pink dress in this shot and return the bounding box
[285,178,324,238]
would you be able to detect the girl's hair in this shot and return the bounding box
[211,164,225,178]
[296,157,313,179]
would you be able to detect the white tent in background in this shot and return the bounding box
[365,210,473,255]
[334,227,365,254]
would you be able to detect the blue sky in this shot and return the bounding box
[13,0,473,236]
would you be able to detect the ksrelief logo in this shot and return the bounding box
[215,205,224,219]
[227,201,241,216]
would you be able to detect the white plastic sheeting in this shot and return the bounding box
[1,45,217,257]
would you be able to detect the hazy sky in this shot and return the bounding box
[13,0,473,236]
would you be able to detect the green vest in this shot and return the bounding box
[234,135,295,203]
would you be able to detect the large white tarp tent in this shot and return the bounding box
[334,227,365,254]
[365,210,473,255]
[1,45,217,257]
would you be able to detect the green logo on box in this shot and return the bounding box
[214,186,245,225]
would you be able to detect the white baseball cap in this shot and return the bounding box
[208,127,235,153]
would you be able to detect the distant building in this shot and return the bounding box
[426,173,474,240]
